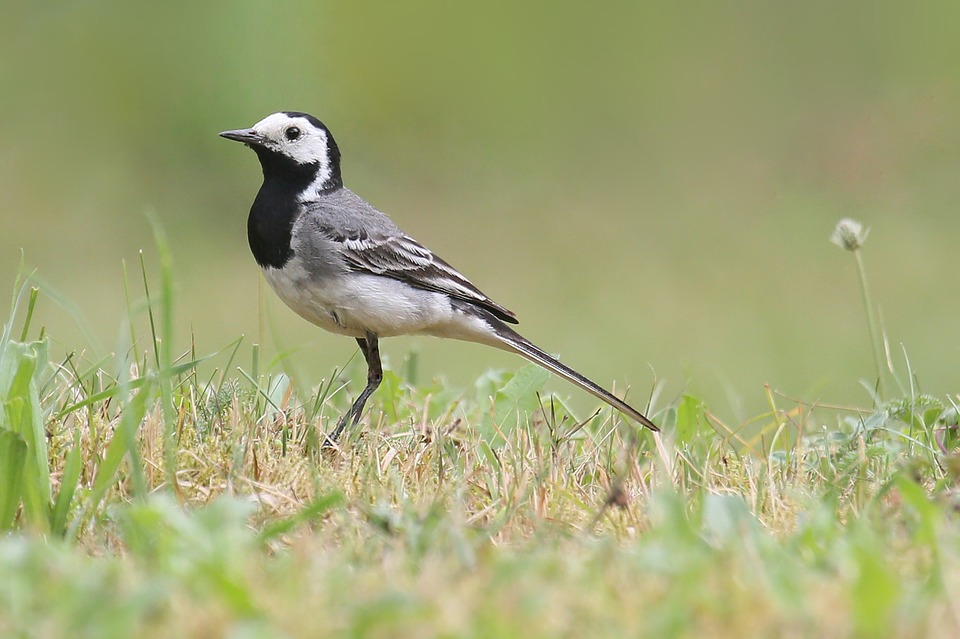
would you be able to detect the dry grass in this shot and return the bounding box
[3,266,960,637]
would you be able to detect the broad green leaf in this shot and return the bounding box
[0,429,26,530]
[895,475,940,548]
[497,364,550,408]
[701,493,754,548]
[2,339,51,532]
[491,365,549,442]
[674,393,707,446]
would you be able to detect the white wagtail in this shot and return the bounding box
[220,112,658,439]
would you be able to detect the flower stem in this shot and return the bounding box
[852,247,884,398]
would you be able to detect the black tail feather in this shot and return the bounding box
[487,320,659,432]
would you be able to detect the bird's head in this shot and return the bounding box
[220,111,342,198]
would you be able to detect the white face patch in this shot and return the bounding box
[249,113,334,197]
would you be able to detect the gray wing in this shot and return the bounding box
[338,229,519,324]
[300,189,519,324]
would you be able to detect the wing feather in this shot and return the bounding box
[335,230,518,324]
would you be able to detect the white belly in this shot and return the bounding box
[261,263,462,339]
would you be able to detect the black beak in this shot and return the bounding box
[219,128,265,145]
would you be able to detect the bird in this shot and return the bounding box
[220,111,658,440]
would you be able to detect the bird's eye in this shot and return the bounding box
[285,127,301,141]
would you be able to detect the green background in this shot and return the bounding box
[2,1,958,420]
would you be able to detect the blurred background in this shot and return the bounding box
[2,1,958,422]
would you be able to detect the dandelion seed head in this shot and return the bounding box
[831,218,869,251]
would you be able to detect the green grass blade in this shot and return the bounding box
[50,431,85,537]
[146,214,179,493]
[257,491,345,543]
[88,375,154,509]
[139,250,161,371]
[17,287,39,342]
[56,357,209,419]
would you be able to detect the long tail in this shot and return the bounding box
[488,320,659,432]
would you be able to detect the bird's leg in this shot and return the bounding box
[351,334,383,424]
[328,332,383,442]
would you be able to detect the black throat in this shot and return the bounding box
[246,147,334,269]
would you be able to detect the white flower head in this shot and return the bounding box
[831,218,870,251]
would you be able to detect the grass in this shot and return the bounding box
[2,233,960,638]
